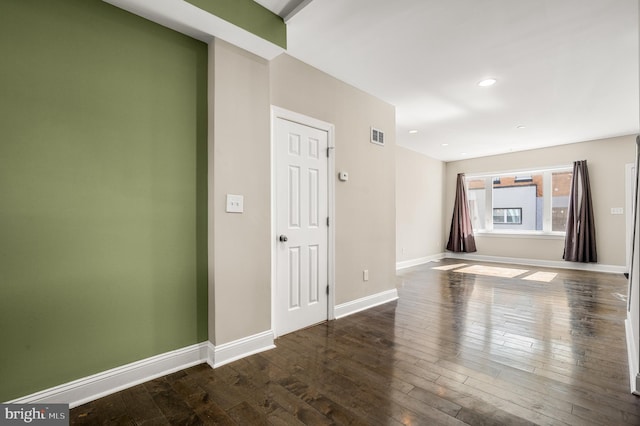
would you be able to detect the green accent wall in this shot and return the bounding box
[0,0,208,401]
[186,0,286,48]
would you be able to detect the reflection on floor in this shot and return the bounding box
[434,261,558,282]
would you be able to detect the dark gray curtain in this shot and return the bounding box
[563,160,597,263]
[446,173,477,253]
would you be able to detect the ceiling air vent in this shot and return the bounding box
[370,127,384,146]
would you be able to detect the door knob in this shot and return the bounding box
[279,235,288,242]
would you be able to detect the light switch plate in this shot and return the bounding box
[611,207,624,215]
[226,194,244,213]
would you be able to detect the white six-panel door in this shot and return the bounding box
[275,117,329,336]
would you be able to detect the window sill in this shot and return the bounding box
[474,231,565,240]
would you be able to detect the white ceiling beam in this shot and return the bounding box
[103,0,285,60]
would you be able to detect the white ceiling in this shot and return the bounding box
[260,0,639,161]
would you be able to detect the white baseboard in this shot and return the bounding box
[212,330,275,368]
[626,316,640,395]
[444,252,627,274]
[396,253,446,270]
[6,343,211,408]
[6,330,276,408]
[334,289,399,319]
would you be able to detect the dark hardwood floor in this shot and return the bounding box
[71,260,639,425]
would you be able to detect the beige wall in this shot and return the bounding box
[209,39,271,344]
[396,146,446,262]
[270,54,396,304]
[445,135,636,266]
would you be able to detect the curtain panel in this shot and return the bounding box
[563,160,597,263]
[446,173,477,253]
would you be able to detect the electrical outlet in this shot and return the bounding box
[363,269,369,281]
[226,194,244,213]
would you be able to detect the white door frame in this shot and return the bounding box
[627,162,636,271]
[270,106,335,338]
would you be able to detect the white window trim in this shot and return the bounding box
[474,230,566,240]
[466,165,572,237]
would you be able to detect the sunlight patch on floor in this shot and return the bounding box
[432,263,468,271]
[431,262,560,282]
[521,271,557,282]
[453,264,529,278]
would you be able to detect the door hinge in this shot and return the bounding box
[327,217,330,226]
[326,285,329,295]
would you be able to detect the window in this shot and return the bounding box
[551,171,572,232]
[467,177,486,231]
[493,208,522,224]
[493,173,542,231]
[466,166,572,235]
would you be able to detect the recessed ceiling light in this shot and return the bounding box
[408,130,418,134]
[478,78,497,87]
[461,152,468,156]
[441,143,449,147]
[516,125,526,129]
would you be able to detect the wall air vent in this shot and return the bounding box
[370,127,384,146]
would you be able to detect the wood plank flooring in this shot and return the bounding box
[70,260,639,425]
